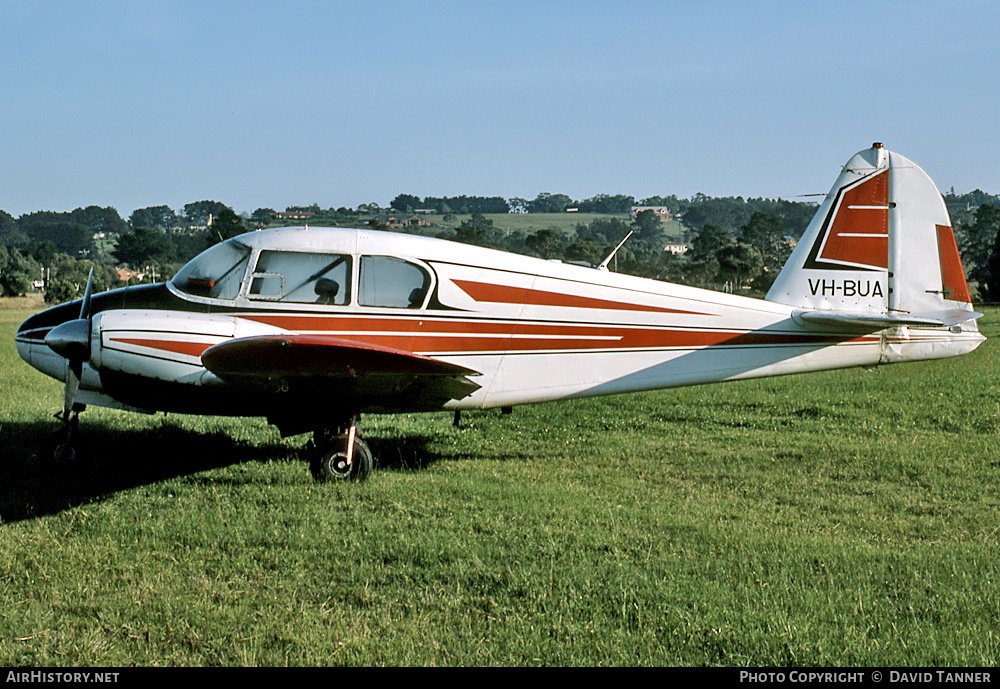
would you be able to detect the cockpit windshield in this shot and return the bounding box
[170,240,252,300]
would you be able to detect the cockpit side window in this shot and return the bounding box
[359,256,431,308]
[248,250,352,305]
[171,240,252,301]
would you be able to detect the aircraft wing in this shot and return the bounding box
[200,334,481,410]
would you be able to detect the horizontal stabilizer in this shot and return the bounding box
[794,308,982,330]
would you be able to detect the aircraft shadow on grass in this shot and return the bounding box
[0,420,447,523]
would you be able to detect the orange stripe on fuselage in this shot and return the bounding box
[330,330,875,353]
[106,318,879,364]
[451,279,710,315]
[108,337,216,358]
[238,313,875,354]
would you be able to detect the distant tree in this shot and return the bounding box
[564,238,607,267]
[170,230,214,265]
[970,205,1000,300]
[18,216,94,257]
[739,212,787,271]
[527,193,573,214]
[0,210,28,248]
[44,277,77,304]
[184,200,231,225]
[332,207,359,219]
[958,204,1000,287]
[68,206,128,234]
[638,195,682,215]
[43,257,117,303]
[17,208,127,255]
[677,195,816,240]
[453,213,502,247]
[577,194,634,214]
[422,196,510,214]
[768,199,816,239]
[113,228,176,267]
[390,194,422,212]
[690,224,732,261]
[577,217,630,245]
[0,210,14,235]
[524,229,566,259]
[632,209,666,245]
[210,208,246,242]
[680,196,750,233]
[0,246,40,296]
[716,242,763,289]
[251,208,276,224]
[508,198,529,214]
[31,240,58,265]
[129,205,177,230]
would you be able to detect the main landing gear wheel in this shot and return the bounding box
[310,426,374,482]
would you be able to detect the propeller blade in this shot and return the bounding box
[79,267,94,320]
[64,359,82,420]
[45,268,95,421]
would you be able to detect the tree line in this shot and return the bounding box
[2,189,1000,303]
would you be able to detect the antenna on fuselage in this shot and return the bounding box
[597,231,633,272]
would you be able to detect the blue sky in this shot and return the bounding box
[3,1,998,219]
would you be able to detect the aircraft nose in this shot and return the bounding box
[15,316,43,366]
[15,301,84,365]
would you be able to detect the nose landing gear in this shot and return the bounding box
[28,406,84,470]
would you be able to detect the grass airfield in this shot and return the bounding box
[0,300,997,666]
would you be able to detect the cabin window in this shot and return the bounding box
[248,250,352,304]
[171,240,252,301]
[359,256,430,308]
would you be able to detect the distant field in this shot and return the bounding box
[0,294,44,311]
[0,302,997,666]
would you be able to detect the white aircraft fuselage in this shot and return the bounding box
[14,145,986,479]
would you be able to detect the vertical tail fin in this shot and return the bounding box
[766,143,977,324]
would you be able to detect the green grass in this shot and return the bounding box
[0,304,997,666]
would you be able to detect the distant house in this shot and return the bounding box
[385,215,428,229]
[275,211,316,221]
[663,243,688,255]
[630,206,673,221]
[117,268,142,282]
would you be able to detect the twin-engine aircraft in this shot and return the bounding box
[15,144,985,480]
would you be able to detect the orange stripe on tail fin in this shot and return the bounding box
[936,225,972,303]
